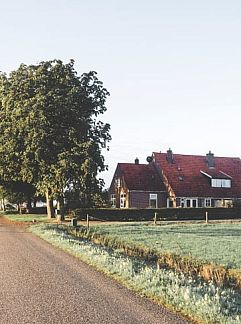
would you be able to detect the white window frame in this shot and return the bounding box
[149,193,158,208]
[222,179,231,188]
[120,192,126,208]
[186,199,191,208]
[205,198,212,207]
[167,198,175,208]
[192,199,198,208]
[110,194,116,208]
[211,178,231,188]
[181,198,185,208]
[179,198,198,208]
[115,178,121,188]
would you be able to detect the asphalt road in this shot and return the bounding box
[0,217,190,324]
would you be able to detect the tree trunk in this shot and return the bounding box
[26,199,32,214]
[33,199,37,208]
[46,191,55,218]
[0,198,5,211]
[18,203,22,214]
[56,197,65,221]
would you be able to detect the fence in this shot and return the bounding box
[72,207,241,222]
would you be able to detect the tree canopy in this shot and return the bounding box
[0,59,111,218]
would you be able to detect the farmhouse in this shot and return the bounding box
[109,150,241,208]
[109,158,166,208]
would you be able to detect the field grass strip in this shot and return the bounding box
[64,225,241,292]
[30,223,241,324]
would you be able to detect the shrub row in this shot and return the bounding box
[72,207,241,222]
[3,210,19,215]
[3,207,47,215]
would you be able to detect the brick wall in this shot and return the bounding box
[129,191,166,208]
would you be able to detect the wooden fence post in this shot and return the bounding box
[87,214,89,230]
[205,211,208,224]
[154,212,157,225]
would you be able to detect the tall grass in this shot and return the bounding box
[30,224,241,323]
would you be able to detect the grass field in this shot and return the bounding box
[89,222,241,270]
[4,214,49,223]
[30,223,241,323]
[4,214,241,322]
[4,215,241,269]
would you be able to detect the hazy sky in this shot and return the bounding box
[1,0,241,187]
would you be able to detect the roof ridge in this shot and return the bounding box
[153,152,240,159]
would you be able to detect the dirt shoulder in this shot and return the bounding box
[0,215,30,228]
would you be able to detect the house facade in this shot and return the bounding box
[109,150,241,208]
[108,158,167,208]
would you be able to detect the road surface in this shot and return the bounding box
[0,217,190,323]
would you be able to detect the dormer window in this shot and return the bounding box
[211,179,231,188]
[200,170,232,188]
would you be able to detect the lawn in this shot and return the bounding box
[89,221,241,270]
[4,213,49,223]
[30,223,241,323]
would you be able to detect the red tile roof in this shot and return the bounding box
[200,169,232,179]
[117,163,166,191]
[153,152,241,198]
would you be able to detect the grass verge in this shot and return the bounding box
[29,223,241,324]
[4,213,49,223]
[65,223,241,291]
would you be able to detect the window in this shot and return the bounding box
[205,198,212,207]
[181,198,185,208]
[120,193,126,208]
[149,194,157,208]
[186,199,191,208]
[169,200,174,208]
[110,194,116,208]
[211,179,231,188]
[115,178,121,188]
[178,198,198,208]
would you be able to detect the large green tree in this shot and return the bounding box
[0,59,111,219]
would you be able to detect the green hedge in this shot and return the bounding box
[72,207,241,222]
[2,210,19,215]
[2,207,47,215]
[31,207,47,214]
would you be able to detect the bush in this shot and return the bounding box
[30,207,47,214]
[3,210,19,215]
[233,199,241,210]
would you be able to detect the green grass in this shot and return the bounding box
[4,213,49,223]
[29,223,241,324]
[87,222,241,270]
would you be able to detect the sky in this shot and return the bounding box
[1,0,241,187]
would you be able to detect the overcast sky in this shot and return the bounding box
[1,0,241,187]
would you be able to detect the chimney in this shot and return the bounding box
[206,151,215,168]
[135,157,139,165]
[166,148,174,164]
[146,156,153,163]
